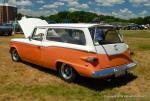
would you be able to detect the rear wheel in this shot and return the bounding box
[11,48,20,62]
[58,63,77,82]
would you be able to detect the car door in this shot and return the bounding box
[23,28,46,65]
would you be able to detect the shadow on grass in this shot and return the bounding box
[22,61,137,92]
[0,34,11,36]
[22,61,58,76]
[75,73,137,91]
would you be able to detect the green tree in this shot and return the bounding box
[16,13,23,20]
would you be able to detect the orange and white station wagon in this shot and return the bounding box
[10,17,136,82]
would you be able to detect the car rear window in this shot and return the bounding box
[89,27,122,45]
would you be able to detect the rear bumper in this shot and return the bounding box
[92,62,137,77]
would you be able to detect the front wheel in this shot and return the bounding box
[11,48,21,62]
[58,63,77,82]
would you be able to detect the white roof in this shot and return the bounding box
[37,23,113,28]
[38,24,99,28]
[18,17,113,38]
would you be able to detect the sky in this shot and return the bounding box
[1,0,150,19]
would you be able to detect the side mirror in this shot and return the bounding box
[39,33,44,41]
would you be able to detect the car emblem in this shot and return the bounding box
[114,45,119,51]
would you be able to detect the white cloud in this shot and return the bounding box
[16,0,32,6]
[69,8,80,11]
[54,2,65,6]
[60,0,78,2]
[36,0,44,4]
[40,1,64,9]
[129,0,150,6]
[139,10,147,17]
[88,1,92,4]
[42,5,57,9]
[79,4,89,9]
[18,8,32,15]
[95,0,125,6]
[67,1,79,6]
[129,0,145,4]
[60,0,89,9]
[8,0,16,5]
[69,3,89,9]
[144,3,150,6]
[112,8,137,19]
[15,0,149,18]
[18,8,57,17]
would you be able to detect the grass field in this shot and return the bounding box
[0,30,150,101]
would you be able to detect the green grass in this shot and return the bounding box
[121,30,150,51]
[138,44,150,51]
[0,84,98,101]
[0,31,150,101]
[120,30,150,38]
[0,83,147,101]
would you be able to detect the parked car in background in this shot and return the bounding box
[124,24,149,30]
[141,25,148,30]
[10,18,136,82]
[0,23,13,36]
[127,24,139,30]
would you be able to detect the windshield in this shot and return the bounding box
[89,27,122,45]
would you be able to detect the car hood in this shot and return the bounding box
[18,17,48,38]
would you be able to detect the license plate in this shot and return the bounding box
[115,71,126,77]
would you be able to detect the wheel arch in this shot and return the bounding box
[10,46,21,58]
[55,60,79,75]
[10,46,18,52]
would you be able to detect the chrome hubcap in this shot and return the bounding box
[12,49,19,61]
[61,64,73,79]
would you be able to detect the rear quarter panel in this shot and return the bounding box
[41,46,99,77]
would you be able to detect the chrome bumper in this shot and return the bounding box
[92,62,137,77]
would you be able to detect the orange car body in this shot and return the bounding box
[10,18,136,78]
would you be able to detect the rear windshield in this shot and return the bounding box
[89,27,122,45]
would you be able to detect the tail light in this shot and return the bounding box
[80,56,99,66]
[86,57,98,63]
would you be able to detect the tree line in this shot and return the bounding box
[17,11,150,24]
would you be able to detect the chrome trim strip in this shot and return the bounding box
[92,63,137,77]
[11,41,94,53]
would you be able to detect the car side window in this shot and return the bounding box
[46,28,86,45]
[71,30,86,45]
[32,28,46,41]
[46,29,62,42]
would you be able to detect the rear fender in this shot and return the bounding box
[10,43,21,57]
[55,60,94,77]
